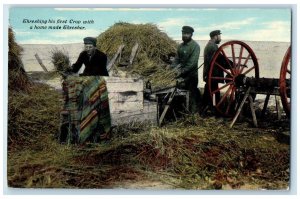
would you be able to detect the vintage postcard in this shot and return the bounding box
[7,6,291,190]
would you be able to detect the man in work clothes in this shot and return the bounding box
[172,26,201,114]
[65,37,110,142]
[70,37,109,76]
[201,30,232,116]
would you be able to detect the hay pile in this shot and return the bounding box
[8,27,31,92]
[8,83,61,148]
[97,22,178,90]
[8,27,61,147]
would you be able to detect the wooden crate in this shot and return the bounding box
[104,77,157,125]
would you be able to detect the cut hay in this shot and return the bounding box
[8,83,61,148]
[50,49,71,73]
[8,114,290,189]
[8,27,31,91]
[74,116,289,189]
[97,22,178,90]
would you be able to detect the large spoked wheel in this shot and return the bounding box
[279,46,291,117]
[208,40,260,117]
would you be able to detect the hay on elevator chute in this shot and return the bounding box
[97,22,178,90]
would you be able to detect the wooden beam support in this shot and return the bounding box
[107,44,125,72]
[229,87,251,128]
[158,88,177,126]
[261,94,270,117]
[34,53,48,72]
[248,95,258,127]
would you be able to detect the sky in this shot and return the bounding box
[9,7,291,44]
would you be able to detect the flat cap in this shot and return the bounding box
[210,30,222,38]
[83,37,97,46]
[182,26,194,33]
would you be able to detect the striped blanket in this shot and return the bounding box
[59,76,111,144]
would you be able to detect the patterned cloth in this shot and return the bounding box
[59,76,111,144]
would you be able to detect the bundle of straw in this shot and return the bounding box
[51,49,71,73]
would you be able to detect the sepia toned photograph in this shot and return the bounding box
[7,6,291,190]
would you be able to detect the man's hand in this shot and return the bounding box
[59,67,74,78]
[174,68,182,78]
[173,64,182,78]
[176,77,185,88]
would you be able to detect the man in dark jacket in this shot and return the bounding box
[200,30,232,116]
[172,26,201,114]
[70,37,109,76]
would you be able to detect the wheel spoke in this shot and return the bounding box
[237,46,244,73]
[242,66,255,76]
[231,44,236,68]
[240,53,251,73]
[212,82,233,94]
[216,85,233,108]
[239,66,247,75]
[220,49,234,75]
[215,62,233,76]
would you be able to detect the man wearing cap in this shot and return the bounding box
[172,26,201,114]
[70,37,109,76]
[200,30,232,116]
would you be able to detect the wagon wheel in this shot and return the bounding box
[208,40,259,117]
[279,46,291,117]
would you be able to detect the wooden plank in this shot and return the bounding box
[107,44,125,72]
[158,88,177,126]
[275,95,282,120]
[106,83,143,92]
[104,77,143,92]
[261,94,270,117]
[34,53,48,72]
[110,101,157,125]
[249,95,258,127]
[230,87,251,128]
[111,101,157,117]
[129,42,139,66]
[109,101,143,113]
[104,77,143,83]
[249,87,280,96]
[108,91,143,103]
